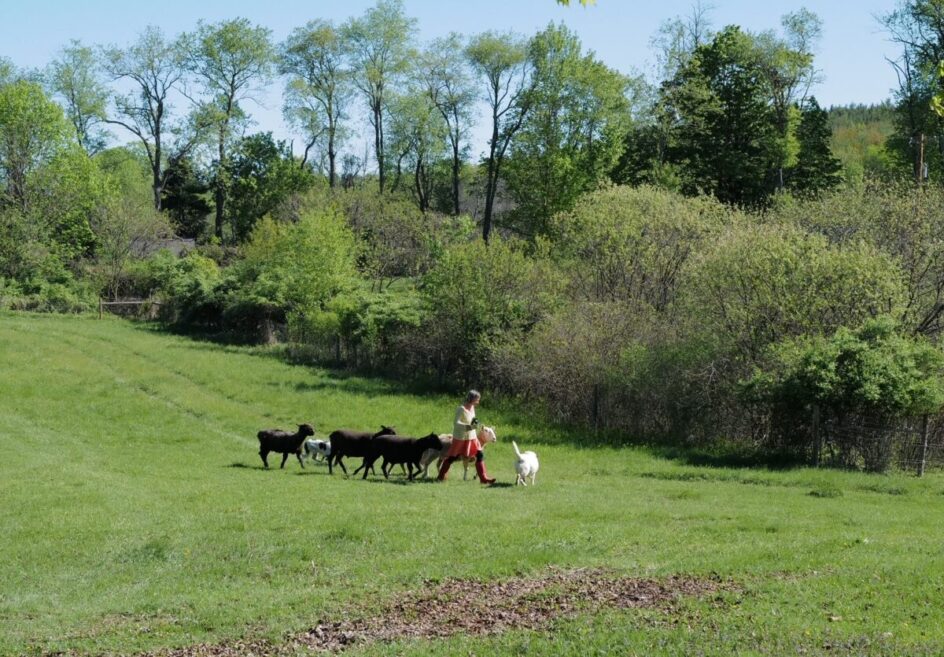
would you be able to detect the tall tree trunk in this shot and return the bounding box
[482,108,501,243]
[373,102,385,193]
[328,130,337,189]
[215,124,226,241]
[451,132,461,215]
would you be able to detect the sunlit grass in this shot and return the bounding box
[1,313,943,656]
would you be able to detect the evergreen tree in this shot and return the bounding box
[790,97,842,194]
[161,155,211,239]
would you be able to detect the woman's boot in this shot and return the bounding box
[475,459,496,485]
[437,457,455,481]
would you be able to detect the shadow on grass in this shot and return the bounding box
[360,476,440,486]
[647,445,806,471]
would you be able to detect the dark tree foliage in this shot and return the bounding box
[789,97,842,195]
[161,155,211,239]
[226,132,314,242]
[662,26,781,207]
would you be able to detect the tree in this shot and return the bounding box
[226,132,314,241]
[661,25,782,207]
[0,80,73,209]
[342,0,417,193]
[161,155,211,239]
[102,26,204,211]
[466,31,532,242]
[754,9,822,189]
[504,24,631,238]
[0,57,15,87]
[882,1,944,182]
[385,90,448,211]
[280,20,352,187]
[789,97,842,194]
[92,190,172,300]
[185,18,275,241]
[46,40,109,154]
[420,34,477,215]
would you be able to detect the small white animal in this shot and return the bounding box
[512,441,539,486]
[302,438,331,464]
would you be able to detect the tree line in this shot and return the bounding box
[1,1,847,247]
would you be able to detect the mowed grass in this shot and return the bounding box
[1,313,944,656]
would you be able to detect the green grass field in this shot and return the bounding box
[2,313,944,656]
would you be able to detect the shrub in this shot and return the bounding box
[743,317,944,470]
[421,236,564,388]
[549,185,731,309]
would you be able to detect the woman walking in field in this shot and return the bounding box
[437,389,496,484]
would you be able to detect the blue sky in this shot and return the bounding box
[0,0,902,159]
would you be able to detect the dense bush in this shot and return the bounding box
[743,317,944,470]
[421,236,564,388]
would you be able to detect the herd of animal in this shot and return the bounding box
[255,422,540,485]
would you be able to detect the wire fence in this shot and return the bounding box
[98,298,162,320]
[818,412,942,475]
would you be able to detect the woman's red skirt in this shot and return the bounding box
[445,437,482,459]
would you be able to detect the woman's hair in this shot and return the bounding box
[465,389,481,403]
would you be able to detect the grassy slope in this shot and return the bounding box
[1,313,943,656]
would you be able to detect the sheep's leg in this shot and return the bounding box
[260,450,269,469]
[362,457,376,480]
[280,452,289,469]
[296,451,305,468]
[462,459,469,481]
[407,462,416,481]
[382,460,391,479]
[336,456,349,476]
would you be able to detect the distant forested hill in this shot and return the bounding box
[828,102,898,182]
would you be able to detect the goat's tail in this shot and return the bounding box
[512,441,523,459]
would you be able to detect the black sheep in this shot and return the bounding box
[327,426,396,475]
[257,423,316,469]
[361,433,444,481]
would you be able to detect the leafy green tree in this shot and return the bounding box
[27,147,107,264]
[504,23,631,238]
[280,20,352,187]
[420,34,477,215]
[0,57,15,87]
[789,97,842,194]
[46,40,109,154]
[342,0,417,193]
[226,132,314,241]
[233,209,359,321]
[103,26,205,211]
[661,25,782,207]
[882,1,944,182]
[466,31,532,242]
[91,188,172,300]
[385,90,448,211]
[0,80,73,209]
[185,18,275,241]
[755,9,822,189]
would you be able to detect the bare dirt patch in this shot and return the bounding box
[138,568,724,656]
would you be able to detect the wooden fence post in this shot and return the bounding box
[918,414,930,477]
[98,298,103,320]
